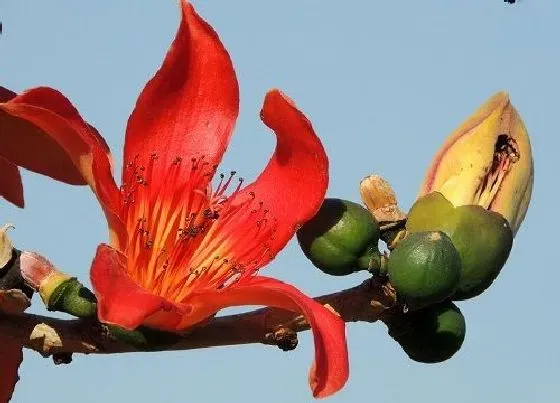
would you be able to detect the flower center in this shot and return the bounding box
[475,134,520,209]
[120,154,277,303]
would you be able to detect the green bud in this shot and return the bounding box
[297,198,380,276]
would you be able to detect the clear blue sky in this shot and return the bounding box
[1,0,557,402]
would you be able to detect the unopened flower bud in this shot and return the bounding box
[419,92,533,235]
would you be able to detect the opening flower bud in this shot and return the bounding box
[419,92,533,235]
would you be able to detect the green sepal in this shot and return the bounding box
[48,277,97,318]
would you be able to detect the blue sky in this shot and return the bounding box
[1,0,558,402]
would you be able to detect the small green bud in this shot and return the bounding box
[297,198,380,276]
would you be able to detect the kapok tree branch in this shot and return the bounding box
[0,278,396,357]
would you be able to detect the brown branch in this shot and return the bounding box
[0,278,396,357]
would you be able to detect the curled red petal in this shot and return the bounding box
[90,244,190,331]
[187,276,348,398]
[0,87,125,244]
[0,87,104,185]
[0,157,24,208]
[0,338,22,402]
[227,90,329,266]
[123,1,239,185]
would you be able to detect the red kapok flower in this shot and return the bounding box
[0,2,348,397]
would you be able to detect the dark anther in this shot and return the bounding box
[203,209,219,220]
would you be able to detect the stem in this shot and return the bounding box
[0,278,396,356]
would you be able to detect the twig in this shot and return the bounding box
[0,278,396,356]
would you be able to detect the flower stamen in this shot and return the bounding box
[120,154,277,303]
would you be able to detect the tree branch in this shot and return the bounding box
[0,278,396,357]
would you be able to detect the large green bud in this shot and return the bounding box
[407,192,513,300]
[387,301,466,363]
[387,230,461,308]
[297,198,381,276]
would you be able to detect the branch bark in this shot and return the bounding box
[0,278,396,357]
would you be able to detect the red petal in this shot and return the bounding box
[0,338,22,402]
[0,157,24,208]
[188,276,348,398]
[90,244,190,331]
[0,87,105,185]
[123,1,239,184]
[228,90,329,264]
[0,87,125,244]
[91,245,347,396]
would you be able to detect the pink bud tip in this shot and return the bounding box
[19,251,57,291]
